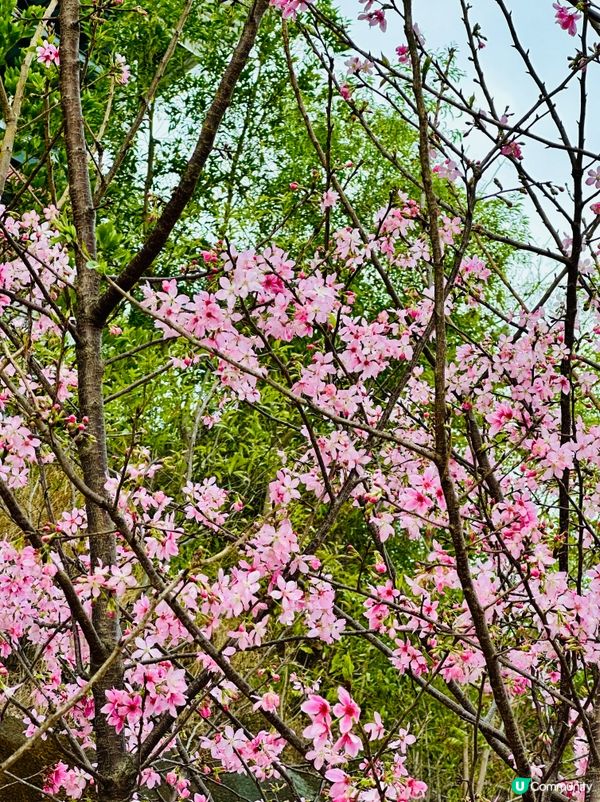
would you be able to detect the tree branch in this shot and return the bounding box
[92,0,270,323]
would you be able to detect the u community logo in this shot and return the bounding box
[512,777,591,796]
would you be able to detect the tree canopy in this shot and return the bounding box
[0,2,599,802]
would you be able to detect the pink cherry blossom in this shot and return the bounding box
[586,168,600,189]
[500,140,523,160]
[115,54,131,84]
[396,44,410,63]
[37,41,60,67]
[321,189,340,211]
[364,711,385,741]
[269,0,314,19]
[553,2,581,36]
[358,8,387,31]
[334,730,363,757]
[325,769,354,802]
[332,687,361,733]
[253,691,280,712]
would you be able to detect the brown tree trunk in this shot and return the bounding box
[59,1,134,799]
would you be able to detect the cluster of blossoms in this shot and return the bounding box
[0,206,72,315]
[301,688,427,802]
[432,157,460,181]
[0,208,76,486]
[299,687,426,801]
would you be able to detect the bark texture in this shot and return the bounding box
[59,1,133,798]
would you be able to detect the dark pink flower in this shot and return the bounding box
[553,2,580,36]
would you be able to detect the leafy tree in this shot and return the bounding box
[0,2,599,802]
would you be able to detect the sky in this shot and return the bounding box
[337,0,600,291]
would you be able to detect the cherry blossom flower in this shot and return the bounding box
[269,0,314,18]
[586,168,600,189]
[345,56,373,74]
[271,576,304,624]
[253,691,280,712]
[301,693,332,741]
[553,2,581,36]
[433,158,460,181]
[325,768,354,802]
[37,41,60,67]
[358,8,387,31]
[396,44,410,63]
[334,730,363,757]
[364,711,385,741]
[115,54,131,85]
[321,189,340,211]
[332,687,361,733]
[500,140,523,160]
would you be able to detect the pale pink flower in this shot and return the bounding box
[364,711,385,741]
[320,189,340,212]
[586,168,600,189]
[37,42,60,67]
[253,691,280,712]
[115,54,131,85]
[334,730,363,757]
[325,769,354,802]
[358,8,387,31]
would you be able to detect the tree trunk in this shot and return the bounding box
[59,1,134,798]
